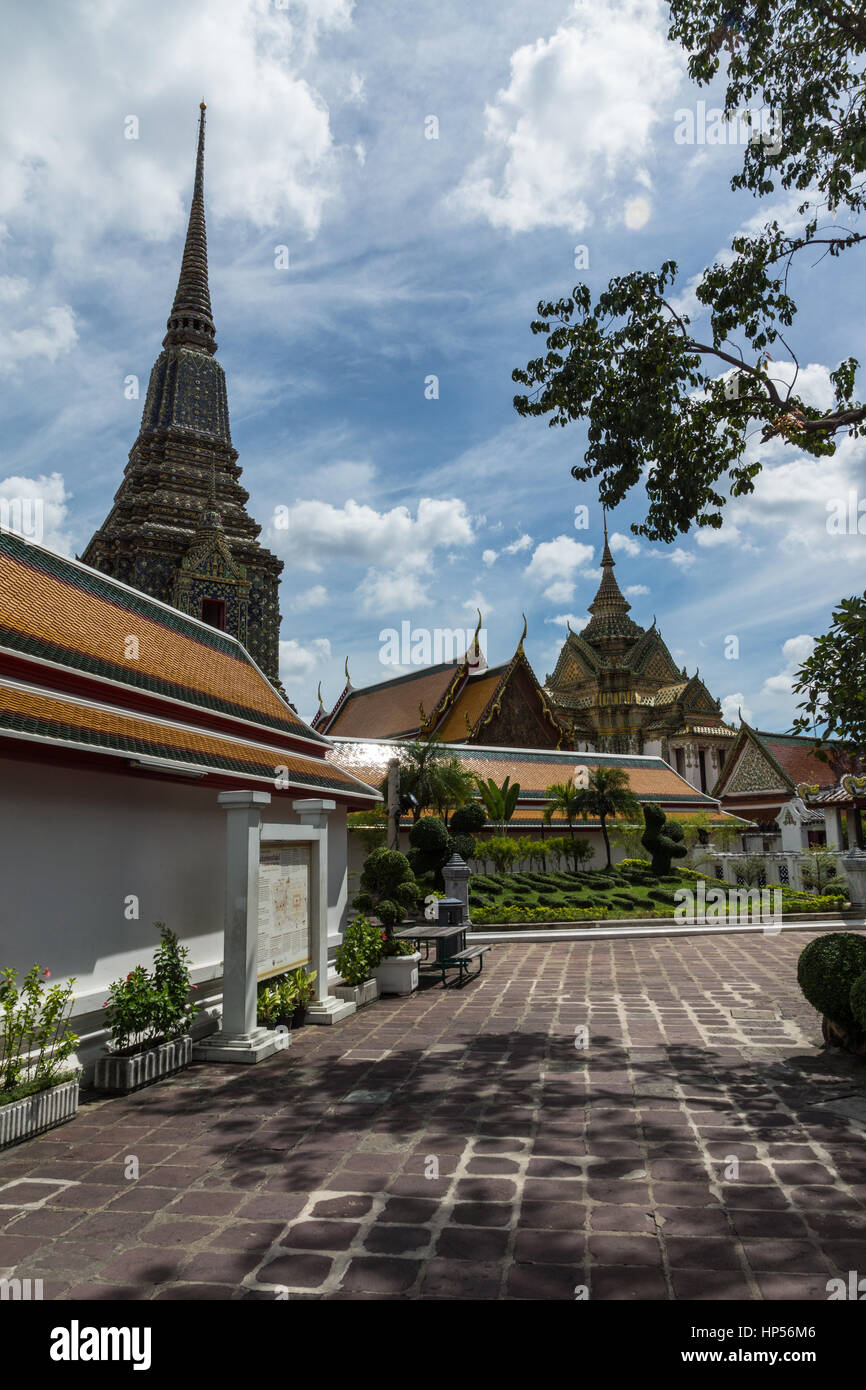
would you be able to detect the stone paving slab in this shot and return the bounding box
[1,930,864,1301]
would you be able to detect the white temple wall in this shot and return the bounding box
[0,756,351,1068]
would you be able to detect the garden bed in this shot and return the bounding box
[468,865,847,925]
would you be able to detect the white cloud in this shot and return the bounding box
[0,471,74,555]
[279,636,331,686]
[291,584,329,611]
[762,634,815,697]
[449,0,682,234]
[525,535,593,591]
[544,612,588,630]
[482,532,531,567]
[668,548,696,570]
[721,693,751,725]
[544,580,576,603]
[0,0,354,250]
[268,496,474,573]
[358,566,433,614]
[463,592,492,617]
[609,530,641,557]
[313,460,376,499]
[625,583,649,596]
[0,285,77,373]
[695,524,743,548]
[623,195,651,229]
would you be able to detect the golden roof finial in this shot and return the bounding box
[517,612,527,653]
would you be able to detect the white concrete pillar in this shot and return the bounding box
[195,790,282,1064]
[292,799,354,1025]
[825,807,844,851]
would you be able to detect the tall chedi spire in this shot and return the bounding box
[82,105,284,685]
[581,510,643,648]
[163,103,216,355]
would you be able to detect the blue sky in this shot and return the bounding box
[1,0,863,727]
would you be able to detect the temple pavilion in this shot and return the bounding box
[313,616,568,749]
[542,518,737,791]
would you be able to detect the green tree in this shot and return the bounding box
[800,848,842,894]
[641,803,689,877]
[486,835,518,876]
[791,595,866,745]
[544,779,583,850]
[511,2,866,740]
[347,808,388,854]
[475,775,521,828]
[352,848,420,937]
[610,821,648,861]
[387,738,472,824]
[575,768,641,870]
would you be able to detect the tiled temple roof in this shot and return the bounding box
[0,530,319,740]
[327,739,746,825]
[0,530,378,802]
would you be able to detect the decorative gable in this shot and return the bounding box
[724,738,789,795]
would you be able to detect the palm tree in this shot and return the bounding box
[573,766,641,869]
[382,738,459,822]
[431,757,478,827]
[544,779,583,849]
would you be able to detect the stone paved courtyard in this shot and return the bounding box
[1,930,865,1301]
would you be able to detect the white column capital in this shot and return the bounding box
[218,790,272,810]
[292,798,336,828]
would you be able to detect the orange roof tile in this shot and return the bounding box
[0,530,320,741]
[0,678,376,798]
[324,664,460,738]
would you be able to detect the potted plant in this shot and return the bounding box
[373,934,421,997]
[95,924,199,1093]
[285,967,317,1027]
[334,915,381,1008]
[1,965,80,1149]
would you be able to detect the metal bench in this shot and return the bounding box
[438,944,490,987]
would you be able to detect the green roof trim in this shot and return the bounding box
[0,708,354,792]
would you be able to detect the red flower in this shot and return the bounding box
[43,969,51,978]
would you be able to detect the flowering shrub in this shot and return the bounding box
[0,965,78,1103]
[104,924,198,1055]
[335,916,383,985]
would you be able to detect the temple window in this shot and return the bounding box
[201,597,226,630]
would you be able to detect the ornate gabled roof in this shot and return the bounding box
[581,517,644,646]
[313,662,460,738]
[163,103,216,356]
[315,619,566,746]
[434,636,567,747]
[712,718,865,801]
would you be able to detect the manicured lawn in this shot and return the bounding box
[468,862,845,924]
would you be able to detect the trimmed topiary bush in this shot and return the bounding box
[797,933,866,1033]
[450,803,487,836]
[849,972,866,1033]
[641,803,687,876]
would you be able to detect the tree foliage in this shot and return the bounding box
[513,1,866,543]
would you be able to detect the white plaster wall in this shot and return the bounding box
[0,757,351,1016]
